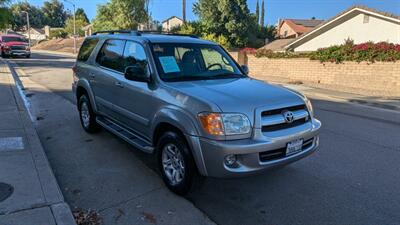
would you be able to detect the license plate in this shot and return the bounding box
[286,139,303,155]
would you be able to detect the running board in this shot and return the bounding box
[96,116,154,154]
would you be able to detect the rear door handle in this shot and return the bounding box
[115,81,124,88]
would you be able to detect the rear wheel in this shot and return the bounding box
[157,131,196,195]
[78,94,100,133]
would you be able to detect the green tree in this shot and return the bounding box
[75,8,89,24]
[42,0,67,27]
[260,0,265,27]
[194,0,252,47]
[0,0,11,29]
[9,2,45,30]
[64,16,88,36]
[255,0,259,25]
[92,0,148,31]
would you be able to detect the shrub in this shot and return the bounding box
[310,41,400,63]
[201,33,231,49]
[255,49,311,59]
[253,41,400,63]
[49,29,68,39]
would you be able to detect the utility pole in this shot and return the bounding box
[21,11,31,48]
[182,0,186,23]
[64,0,76,54]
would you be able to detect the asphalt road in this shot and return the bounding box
[7,52,400,225]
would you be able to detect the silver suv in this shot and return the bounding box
[72,30,321,194]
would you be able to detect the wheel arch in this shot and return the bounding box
[151,107,208,176]
[75,79,98,113]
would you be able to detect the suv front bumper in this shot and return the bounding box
[3,50,30,56]
[187,118,321,178]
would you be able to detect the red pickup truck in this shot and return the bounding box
[0,34,31,58]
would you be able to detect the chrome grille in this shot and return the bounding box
[261,104,309,132]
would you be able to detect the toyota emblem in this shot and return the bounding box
[282,111,294,123]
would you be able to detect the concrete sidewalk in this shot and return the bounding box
[0,59,75,225]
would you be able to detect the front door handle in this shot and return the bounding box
[115,81,124,88]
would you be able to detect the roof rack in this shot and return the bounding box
[92,30,141,36]
[92,30,198,38]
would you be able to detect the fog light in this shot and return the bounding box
[224,154,237,167]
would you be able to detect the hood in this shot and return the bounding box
[3,41,28,46]
[165,78,305,116]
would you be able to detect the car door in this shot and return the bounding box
[91,39,126,120]
[112,41,156,138]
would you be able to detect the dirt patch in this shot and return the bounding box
[32,38,84,54]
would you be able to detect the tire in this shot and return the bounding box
[78,94,100,133]
[157,131,196,195]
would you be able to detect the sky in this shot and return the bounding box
[24,0,400,25]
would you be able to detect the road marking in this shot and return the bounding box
[0,137,24,151]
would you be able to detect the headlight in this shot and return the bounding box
[305,97,314,117]
[198,112,251,136]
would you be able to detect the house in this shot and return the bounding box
[23,28,47,41]
[260,38,296,52]
[138,20,159,31]
[162,16,184,32]
[277,19,324,38]
[285,6,400,52]
[82,24,93,37]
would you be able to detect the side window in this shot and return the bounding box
[122,41,148,72]
[96,39,126,72]
[77,38,99,62]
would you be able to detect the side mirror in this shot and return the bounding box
[241,65,249,75]
[124,65,150,82]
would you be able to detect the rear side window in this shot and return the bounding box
[96,39,126,72]
[77,38,99,62]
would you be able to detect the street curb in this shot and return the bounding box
[32,49,77,57]
[1,58,76,225]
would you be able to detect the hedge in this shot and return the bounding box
[243,41,400,63]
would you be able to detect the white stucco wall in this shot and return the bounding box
[294,13,400,52]
[162,17,183,32]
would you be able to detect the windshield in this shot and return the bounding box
[151,43,245,82]
[2,36,28,43]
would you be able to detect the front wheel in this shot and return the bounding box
[78,95,100,133]
[157,131,196,195]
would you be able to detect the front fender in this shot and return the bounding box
[151,106,209,176]
[151,106,200,137]
[76,79,98,113]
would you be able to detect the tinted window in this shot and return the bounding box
[96,39,126,72]
[77,38,99,62]
[2,36,28,43]
[122,41,148,72]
